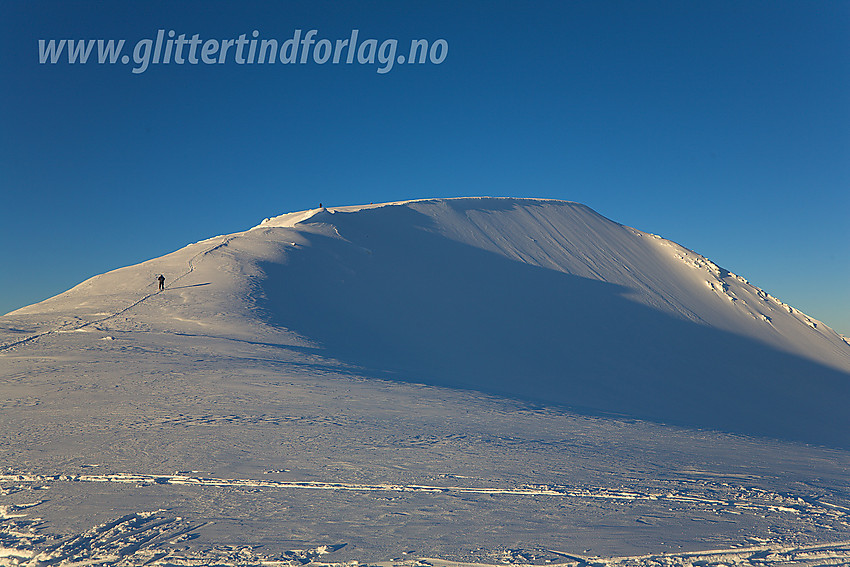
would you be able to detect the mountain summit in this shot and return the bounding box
[4,197,849,446]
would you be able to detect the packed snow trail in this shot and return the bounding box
[0,233,242,353]
[2,472,846,522]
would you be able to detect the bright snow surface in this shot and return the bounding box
[1,197,849,566]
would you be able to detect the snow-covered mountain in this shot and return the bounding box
[4,197,849,446]
[4,198,850,566]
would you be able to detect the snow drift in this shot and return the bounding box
[5,197,850,447]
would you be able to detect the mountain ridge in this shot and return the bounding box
[2,197,848,447]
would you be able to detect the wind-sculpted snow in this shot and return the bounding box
[2,484,849,566]
[1,197,849,564]
[251,199,850,447]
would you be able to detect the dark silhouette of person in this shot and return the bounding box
[157,274,165,290]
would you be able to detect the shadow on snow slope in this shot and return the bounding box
[257,204,850,449]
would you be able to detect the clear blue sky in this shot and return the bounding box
[2,1,848,334]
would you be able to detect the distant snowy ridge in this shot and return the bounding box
[3,197,849,446]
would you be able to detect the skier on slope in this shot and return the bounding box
[157,274,165,291]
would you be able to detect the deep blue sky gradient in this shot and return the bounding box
[2,1,848,333]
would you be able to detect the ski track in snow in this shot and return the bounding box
[2,472,850,566]
[0,233,241,353]
[3,472,848,518]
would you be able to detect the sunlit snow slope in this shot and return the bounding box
[5,197,849,446]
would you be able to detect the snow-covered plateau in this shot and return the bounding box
[1,197,849,566]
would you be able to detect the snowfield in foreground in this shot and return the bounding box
[1,197,848,566]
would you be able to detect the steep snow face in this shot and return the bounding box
[3,197,849,446]
[249,197,850,371]
[394,199,850,369]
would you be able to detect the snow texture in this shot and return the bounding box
[1,197,848,565]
